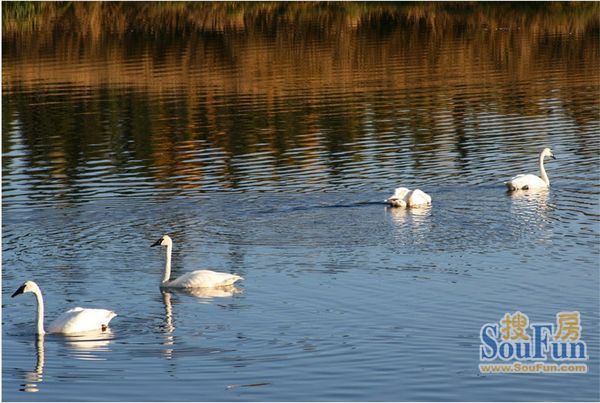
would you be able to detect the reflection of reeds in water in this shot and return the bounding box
[3,2,598,36]
[2,3,598,195]
[3,3,598,99]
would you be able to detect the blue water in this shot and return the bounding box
[3,8,600,401]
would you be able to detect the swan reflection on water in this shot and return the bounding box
[180,285,242,299]
[160,286,241,359]
[508,188,552,215]
[508,187,550,201]
[507,187,555,243]
[386,205,432,226]
[160,286,242,329]
[160,291,175,360]
[62,329,115,361]
[20,329,116,393]
[20,335,45,393]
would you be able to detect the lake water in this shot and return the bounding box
[2,4,599,401]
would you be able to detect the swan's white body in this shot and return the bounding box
[506,148,556,191]
[386,187,431,208]
[47,307,117,334]
[407,189,432,207]
[387,187,410,207]
[506,174,547,190]
[11,281,116,335]
[152,235,243,289]
[165,270,242,288]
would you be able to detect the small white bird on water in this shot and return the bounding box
[151,235,243,289]
[386,187,432,208]
[11,281,117,335]
[506,147,556,191]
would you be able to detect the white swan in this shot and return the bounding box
[386,187,431,208]
[151,235,243,289]
[407,189,432,207]
[386,187,410,207]
[506,148,556,191]
[11,281,116,335]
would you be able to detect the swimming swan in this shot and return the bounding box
[407,189,432,207]
[506,148,556,191]
[386,187,410,207]
[386,187,431,208]
[151,235,243,289]
[11,281,117,335]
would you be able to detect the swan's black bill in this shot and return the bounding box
[11,284,25,298]
[551,155,557,160]
[151,238,162,247]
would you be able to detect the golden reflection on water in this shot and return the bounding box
[2,4,598,196]
[4,11,598,107]
[4,4,598,110]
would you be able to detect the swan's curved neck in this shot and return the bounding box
[539,153,549,186]
[32,289,46,335]
[162,243,172,285]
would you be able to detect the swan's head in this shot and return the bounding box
[388,198,407,208]
[11,281,41,298]
[541,148,556,160]
[151,235,173,248]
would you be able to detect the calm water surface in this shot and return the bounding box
[3,6,600,401]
